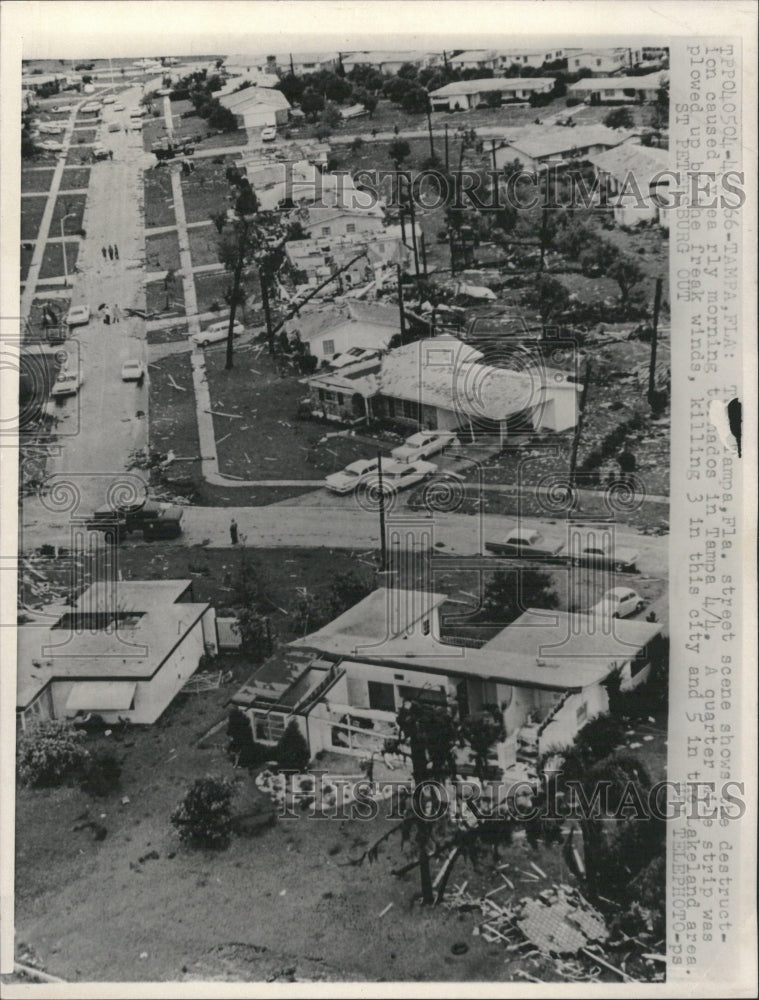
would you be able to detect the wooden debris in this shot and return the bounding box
[167,374,186,392]
[378,902,394,918]
[530,861,547,878]
[205,409,242,419]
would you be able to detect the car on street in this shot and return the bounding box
[325,458,380,494]
[370,459,437,496]
[588,587,645,619]
[190,319,244,348]
[113,103,125,112]
[261,125,277,142]
[485,527,565,560]
[51,368,83,397]
[121,360,146,382]
[102,95,115,104]
[108,122,120,132]
[571,541,640,573]
[65,305,90,326]
[86,499,183,541]
[39,140,64,151]
[391,430,459,463]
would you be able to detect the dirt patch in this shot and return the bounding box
[21,169,55,194]
[60,167,91,191]
[145,230,181,272]
[143,168,176,229]
[48,193,87,237]
[188,224,221,267]
[21,196,48,241]
[39,242,79,280]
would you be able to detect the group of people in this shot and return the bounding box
[101,244,120,260]
[98,302,122,325]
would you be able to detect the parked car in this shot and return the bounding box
[121,360,146,382]
[142,506,184,540]
[39,140,64,151]
[92,146,110,160]
[108,122,120,132]
[86,499,182,541]
[484,527,565,560]
[113,103,125,112]
[102,95,115,104]
[51,368,83,397]
[391,430,459,463]
[190,319,244,348]
[65,304,90,327]
[572,541,639,573]
[325,458,380,494]
[261,125,277,142]
[588,587,645,619]
[372,459,437,495]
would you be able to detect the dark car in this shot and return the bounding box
[142,506,183,540]
[86,500,174,542]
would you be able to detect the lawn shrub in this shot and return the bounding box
[171,775,236,848]
[275,721,310,772]
[80,747,122,797]
[227,707,272,768]
[17,720,88,788]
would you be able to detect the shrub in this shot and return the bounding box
[80,748,122,797]
[227,708,272,768]
[171,776,236,848]
[17,720,88,788]
[573,713,625,761]
[275,721,310,772]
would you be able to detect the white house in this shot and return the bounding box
[568,71,665,105]
[218,86,290,128]
[494,124,629,171]
[288,301,401,360]
[374,336,579,442]
[430,77,554,111]
[342,51,437,74]
[274,52,340,75]
[587,143,671,228]
[17,581,216,729]
[568,48,642,75]
[298,204,386,239]
[231,588,664,772]
[448,50,500,72]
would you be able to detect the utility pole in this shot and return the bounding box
[448,228,456,277]
[290,53,295,77]
[444,123,449,173]
[425,93,435,160]
[420,232,428,277]
[647,276,663,404]
[397,264,407,343]
[491,138,497,172]
[377,451,387,572]
[260,274,274,355]
[404,173,422,293]
[569,360,592,487]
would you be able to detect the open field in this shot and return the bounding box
[148,351,200,464]
[143,167,176,228]
[180,156,239,223]
[20,245,35,283]
[193,270,232,314]
[188,224,222,267]
[65,144,94,166]
[21,196,48,241]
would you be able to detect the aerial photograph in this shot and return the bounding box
[11,15,672,987]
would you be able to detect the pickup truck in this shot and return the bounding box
[85,501,183,542]
[484,528,565,560]
[571,542,639,573]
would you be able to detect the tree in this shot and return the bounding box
[233,605,269,657]
[523,274,570,325]
[397,61,419,80]
[484,90,503,108]
[459,711,505,782]
[277,72,305,106]
[17,720,88,787]
[275,720,310,772]
[650,76,669,132]
[171,776,236,848]
[321,100,342,128]
[352,87,377,117]
[603,106,635,130]
[300,87,325,120]
[227,708,270,768]
[480,569,558,625]
[388,138,411,169]
[608,253,645,308]
[400,84,430,115]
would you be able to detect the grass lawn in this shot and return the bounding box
[145,280,185,316]
[20,244,35,282]
[48,193,87,237]
[21,169,55,194]
[180,156,239,223]
[60,166,91,191]
[39,241,79,280]
[71,128,98,144]
[28,296,71,332]
[147,323,189,346]
[141,115,166,153]
[193,270,233,314]
[143,168,176,228]
[145,230,181,272]
[66,145,94,166]
[187,223,221,267]
[148,351,200,461]
[21,196,48,241]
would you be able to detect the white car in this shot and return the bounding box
[121,360,146,382]
[113,103,125,112]
[589,587,645,619]
[261,126,277,142]
[65,305,90,327]
[190,319,244,348]
[102,95,116,104]
[325,458,380,494]
[373,459,437,495]
[391,430,460,463]
[39,140,64,151]
[51,369,83,397]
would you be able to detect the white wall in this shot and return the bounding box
[304,322,394,359]
[540,385,579,433]
[538,683,609,753]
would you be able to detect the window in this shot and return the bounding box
[596,58,602,66]
[346,223,356,234]
[368,681,396,712]
[576,701,588,723]
[322,339,335,355]
[321,226,331,236]
[398,685,446,706]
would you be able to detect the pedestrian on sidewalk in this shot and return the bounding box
[229,518,239,545]
[114,245,120,259]
[108,245,114,260]
[101,246,107,258]
[112,304,121,323]
[108,150,113,160]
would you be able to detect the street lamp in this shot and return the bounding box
[60,211,77,288]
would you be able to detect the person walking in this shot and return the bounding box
[229,518,239,545]
[114,245,119,260]
[112,304,121,323]
[108,245,114,260]
[102,246,107,258]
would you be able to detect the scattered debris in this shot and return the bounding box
[378,902,394,918]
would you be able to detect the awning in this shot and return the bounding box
[65,681,137,713]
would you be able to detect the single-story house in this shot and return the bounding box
[342,51,437,74]
[430,77,554,111]
[587,143,671,227]
[219,86,290,128]
[225,53,278,75]
[496,48,563,70]
[568,71,665,105]
[448,50,500,72]
[231,588,664,771]
[286,225,408,288]
[494,124,629,171]
[374,336,579,442]
[17,580,216,730]
[288,301,401,361]
[298,204,386,239]
[274,52,340,75]
[568,48,642,75]
[301,353,382,422]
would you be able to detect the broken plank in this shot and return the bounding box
[378,902,394,918]
[205,409,242,419]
